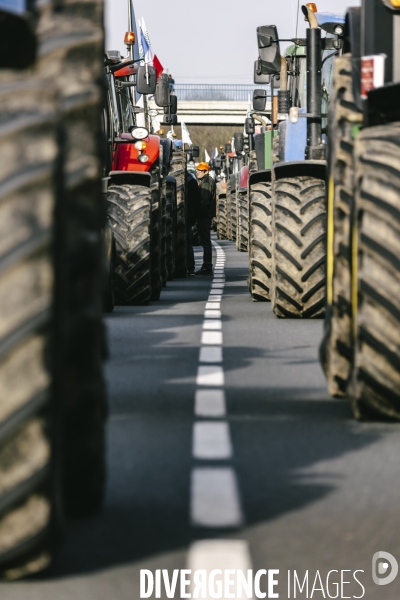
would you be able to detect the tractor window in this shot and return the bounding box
[117,77,135,132]
[106,73,119,136]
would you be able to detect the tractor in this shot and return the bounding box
[246,67,278,301]
[104,0,188,305]
[320,0,400,420]
[0,0,107,578]
[249,5,345,315]
[218,138,245,243]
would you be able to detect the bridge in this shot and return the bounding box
[174,84,272,125]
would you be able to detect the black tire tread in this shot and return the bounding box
[107,184,151,305]
[319,54,363,395]
[169,151,187,277]
[236,189,249,252]
[249,181,272,301]
[272,176,326,318]
[350,122,400,420]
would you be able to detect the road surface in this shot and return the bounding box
[3,237,400,599]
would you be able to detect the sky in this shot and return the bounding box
[105,0,361,85]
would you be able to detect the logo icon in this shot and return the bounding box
[372,551,398,586]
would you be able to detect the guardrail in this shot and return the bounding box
[174,84,270,102]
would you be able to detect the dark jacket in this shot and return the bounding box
[186,172,202,226]
[199,173,216,219]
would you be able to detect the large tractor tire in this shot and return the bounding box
[236,189,249,252]
[319,55,363,396]
[249,182,273,301]
[349,123,400,420]
[170,151,187,277]
[217,194,228,240]
[107,184,152,305]
[164,180,176,281]
[271,176,326,318]
[0,0,106,578]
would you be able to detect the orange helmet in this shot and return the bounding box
[196,162,210,172]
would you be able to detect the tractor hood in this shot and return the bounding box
[315,12,345,35]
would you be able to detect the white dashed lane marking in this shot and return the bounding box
[205,302,220,310]
[187,540,254,598]
[201,331,223,345]
[190,240,245,538]
[199,346,223,363]
[204,310,221,318]
[190,468,243,527]
[203,320,222,330]
[196,365,225,386]
[192,422,232,460]
[195,389,226,417]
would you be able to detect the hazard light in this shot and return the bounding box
[124,31,135,45]
[306,3,318,11]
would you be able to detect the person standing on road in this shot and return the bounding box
[195,162,216,275]
[186,168,201,276]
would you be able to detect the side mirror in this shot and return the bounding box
[192,145,200,158]
[257,25,281,74]
[234,132,244,154]
[155,73,170,107]
[215,157,222,168]
[254,59,271,84]
[253,89,267,112]
[245,117,255,135]
[164,94,178,115]
[225,143,232,154]
[136,65,157,95]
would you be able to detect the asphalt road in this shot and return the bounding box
[3,237,400,599]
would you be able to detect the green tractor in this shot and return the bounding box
[320,0,400,420]
[248,8,345,314]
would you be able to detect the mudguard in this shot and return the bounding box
[344,7,362,110]
[112,133,160,173]
[109,171,152,187]
[249,169,272,187]
[367,82,400,126]
[273,160,327,182]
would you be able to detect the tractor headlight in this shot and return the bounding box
[131,127,149,140]
[334,25,344,35]
[289,107,299,124]
[138,154,149,163]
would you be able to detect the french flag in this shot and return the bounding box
[139,18,164,79]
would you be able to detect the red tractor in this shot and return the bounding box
[104,47,164,304]
[103,2,187,305]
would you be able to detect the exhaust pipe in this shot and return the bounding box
[278,56,290,118]
[303,5,326,160]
